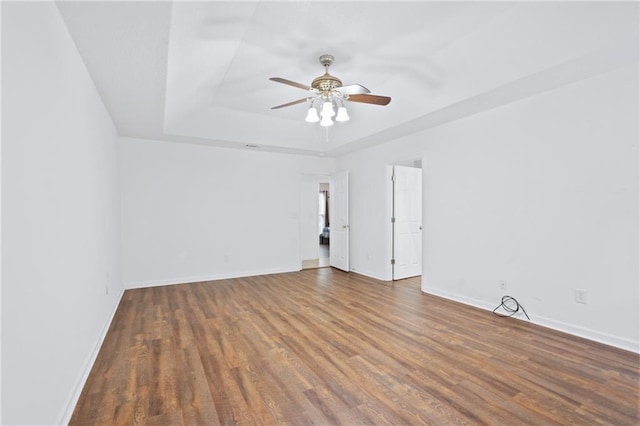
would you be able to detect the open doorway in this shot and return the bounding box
[318,182,330,267]
[300,174,331,270]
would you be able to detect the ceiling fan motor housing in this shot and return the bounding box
[311,73,342,93]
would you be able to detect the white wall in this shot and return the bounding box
[336,146,426,280]
[2,3,122,424]
[120,138,334,287]
[337,63,639,352]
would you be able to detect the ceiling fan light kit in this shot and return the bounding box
[270,54,391,127]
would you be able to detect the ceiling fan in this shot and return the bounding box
[269,54,391,126]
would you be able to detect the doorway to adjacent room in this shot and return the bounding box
[318,182,330,266]
[301,176,331,270]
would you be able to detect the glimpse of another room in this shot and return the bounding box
[318,182,330,266]
[302,182,330,270]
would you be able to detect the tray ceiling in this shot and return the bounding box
[56,1,638,156]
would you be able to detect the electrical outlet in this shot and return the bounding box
[499,280,507,290]
[575,289,588,304]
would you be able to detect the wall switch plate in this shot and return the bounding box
[575,289,588,304]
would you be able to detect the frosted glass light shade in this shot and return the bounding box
[320,114,334,127]
[335,106,350,122]
[305,107,320,123]
[320,101,335,118]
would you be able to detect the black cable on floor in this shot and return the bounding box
[493,295,530,320]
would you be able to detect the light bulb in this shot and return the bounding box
[320,101,335,118]
[320,114,334,127]
[305,106,320,123]
[335,106,350,122]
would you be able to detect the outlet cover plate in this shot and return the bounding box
[575,289,588,304]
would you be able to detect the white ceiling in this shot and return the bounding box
[56,1,638,157]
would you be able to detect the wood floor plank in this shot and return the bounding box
[71,268,639,425]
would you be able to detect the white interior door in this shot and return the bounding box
[393,166,422,280]
[330,170,349,272]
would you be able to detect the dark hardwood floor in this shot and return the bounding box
[71,268,639,425]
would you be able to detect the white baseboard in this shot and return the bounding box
[528,314,639,353]
[349,268,388,281]
[422,286,497,311]
[422,286,639,354]
[56,288,125,425]
[125,266,300,289]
